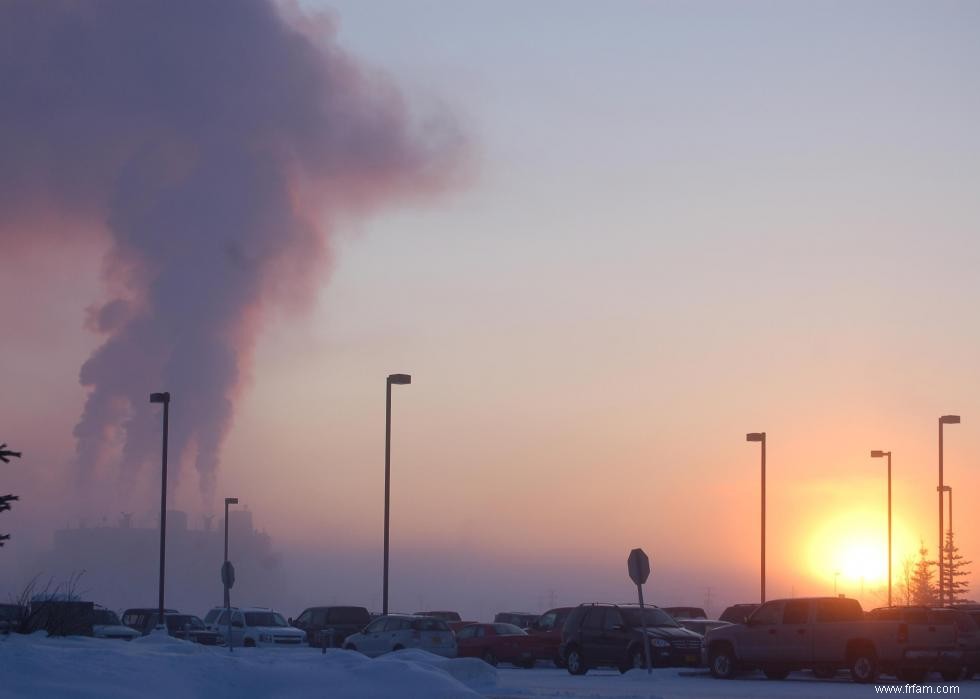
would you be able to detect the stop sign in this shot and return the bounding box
[627,548,650,585]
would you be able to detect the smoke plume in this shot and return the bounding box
[0,1,463,502]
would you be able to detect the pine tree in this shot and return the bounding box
[897,554,915,607]
[910,540,938,606]
[0,442,23,547]
[941,530,974,604]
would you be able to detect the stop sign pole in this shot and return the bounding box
[627,548,652,674]
[222,560,236,653]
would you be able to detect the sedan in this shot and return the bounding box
[456,623,539,668]
[344,615,456,658]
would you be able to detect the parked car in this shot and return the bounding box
[866,606,965,681]
[456,623,538,667]
[663,606,707,620]
[0,604,23,634]
[704,597,958,683]
[160,613,223,645]
[121,607,179,634]
[718,603,759,624]
[525,607,574,667]
[202,606,305,647]
[493,612,539,629]
[345,614,456,658]
[290,606,371,648]
[932,607,980,680]
[559,603,703,675]
[26,597,94,637]
[92,606,140,640]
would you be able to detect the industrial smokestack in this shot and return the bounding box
[0,0,463,504]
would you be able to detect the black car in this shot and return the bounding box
[162,613,223,645]
[718,603,759,624]
[290,606,372,648]
[559,603,703,675]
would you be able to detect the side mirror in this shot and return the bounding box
[288,618,293,626]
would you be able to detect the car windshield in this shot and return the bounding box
[623,608,678,628]
[245,612,287,627]
[493,623,526,636]
[204,609,221,624]
[93,609,120,625]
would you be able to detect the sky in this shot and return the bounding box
[2,0,980,619]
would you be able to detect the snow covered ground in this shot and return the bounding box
[2,632,978,698]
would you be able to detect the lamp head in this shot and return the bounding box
[388,374,412,385]
[746,432,765,442]
[149,392,170,404]
[225,497,239,505]
[940,415,961,425]
[870,450,887,458]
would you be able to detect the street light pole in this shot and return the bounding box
[224,497,239,608]
[747,432,766,603]
[871,450,892,606]
[938,415,960,605]
[150,391,171,628]
[938,485,952,601]
[383,373,412,616]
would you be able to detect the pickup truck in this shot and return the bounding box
[703,596,959,683]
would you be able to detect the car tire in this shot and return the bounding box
[708,644,737,680]
[565,647,587,676]
[764,668,790,680]
[482,650,498,667]
[848,649,878,684]
[393,645,405,652]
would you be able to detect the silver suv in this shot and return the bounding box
[203,606,305,647]
[344,614,456,658]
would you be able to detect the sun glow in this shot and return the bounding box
[807,510,890,588]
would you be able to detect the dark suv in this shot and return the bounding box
[290,606,371,648]
[559,603,703,675]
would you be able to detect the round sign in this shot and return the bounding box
[221,560,236,589]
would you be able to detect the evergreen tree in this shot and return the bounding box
[1,442,23,547]
[941,530,974,604]
[910,540,938,606]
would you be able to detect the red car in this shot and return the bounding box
[525,607,574,667]
[455,623,538,668]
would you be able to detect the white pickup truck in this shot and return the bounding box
[703,596,959,683]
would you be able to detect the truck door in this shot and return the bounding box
[738,601,785,664]
[780,599,812,665]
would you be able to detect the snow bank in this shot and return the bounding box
[0,634,490,698]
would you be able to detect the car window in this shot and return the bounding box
[816,599,863,623]
[232,612,244,626]
[312,610,327,626]
[245,612,286,627]
[456,625,476,639]
[493,623,525,636]
[603,609,624,631]
[582,608,604,630]
[295,610,312,626]
[537,612,556,631]
[364,618,386,633]
[329,608,371,625]
[623,608,677,628]
[783,600,809,625]
[413,618,450,632]
[870,608,900,621]
[204,610,220,625]
[382,618,406,631]
[216,610,230,625]
[474,625,486,638]
[749,602,782,625]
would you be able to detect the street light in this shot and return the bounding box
[223,497,239,608]
[938,415,960,605]
[938,485,952,600]
[746,432,766,603]
[383,373,412,615]
[871,450,892,606]
[149,391,171,628]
